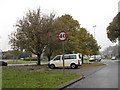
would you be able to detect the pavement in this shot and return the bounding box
[52,59,119,89]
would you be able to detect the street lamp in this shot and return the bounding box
[93,25,96,39]
[93,25,96,60]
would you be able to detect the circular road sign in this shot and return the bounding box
[58,31,68,41]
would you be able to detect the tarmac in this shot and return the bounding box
[52,64,106,89]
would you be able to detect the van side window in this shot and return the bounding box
[54,56,60,61]
[70,55,76,59]
[64,55,70,59]
[63,55,76,60]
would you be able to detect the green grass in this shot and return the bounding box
[7,60,48,64]
[82,63,106,67]
[24,57,37,59]
[2,66,81,88]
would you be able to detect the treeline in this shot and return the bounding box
[102,45,119,58]
[2,50,31,59]
[9,8,100,65]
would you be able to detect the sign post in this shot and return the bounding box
[58,31,68,69]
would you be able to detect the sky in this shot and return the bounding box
[0,0,119,51]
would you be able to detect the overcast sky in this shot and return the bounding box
[0,0,119,51]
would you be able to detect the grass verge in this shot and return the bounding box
[2,66,81,88]
[7,60,48,64]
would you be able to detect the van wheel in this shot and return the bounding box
[50,64,55,69]
[71,64,77,69]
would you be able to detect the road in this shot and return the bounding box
[66,59,119,89]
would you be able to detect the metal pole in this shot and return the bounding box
[62,41,65,69]
[94,28,95,39]
[93,25,96,59]
[93,25,96,39]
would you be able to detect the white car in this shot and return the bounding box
[89,55,101,62]
[111,57,116,60]
[49,54,82,69]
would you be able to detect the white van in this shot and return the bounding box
[49,54,82,69]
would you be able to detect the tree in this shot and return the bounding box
[57,14,80,31]
[57,14,80,53]
[107,12,120,42]
[44,17,62,61]
[44,30,61,61]
[9,8,56,65]
[71,28,100,63]
[44,14,80,61]
[107,12,120,58]
[44,14,100,64]
[102,45,119,58]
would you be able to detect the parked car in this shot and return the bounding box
[111,57,116,60]
[0,61,7,66]
[89,56,95,61]
[49,54,82,69]
[89,55,101,62]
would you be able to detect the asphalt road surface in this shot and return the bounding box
[66,59,119,89]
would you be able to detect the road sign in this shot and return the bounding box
[58,31,68,70]
[58,31,68,41]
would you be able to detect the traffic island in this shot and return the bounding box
[2,66,81,88]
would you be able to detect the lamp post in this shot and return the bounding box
[93,25,96,60]
[93,25,96,39]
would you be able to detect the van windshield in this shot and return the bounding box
[54,56,60,61]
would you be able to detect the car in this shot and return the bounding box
[89,55,101,62]
[111,57,116,60]
[0,61,7,66]
[49,54,82,69]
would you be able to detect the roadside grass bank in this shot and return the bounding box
[115,60,120,63]
[7,60,48,64]
[7,59,101,64]
[118,61,120,63]
[2,66,81,88]
[82,63,106,67]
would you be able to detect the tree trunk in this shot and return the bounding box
[37,54,41,65]
[47,55,51,61]
[81,54,84,64]
[46,49,52,61]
